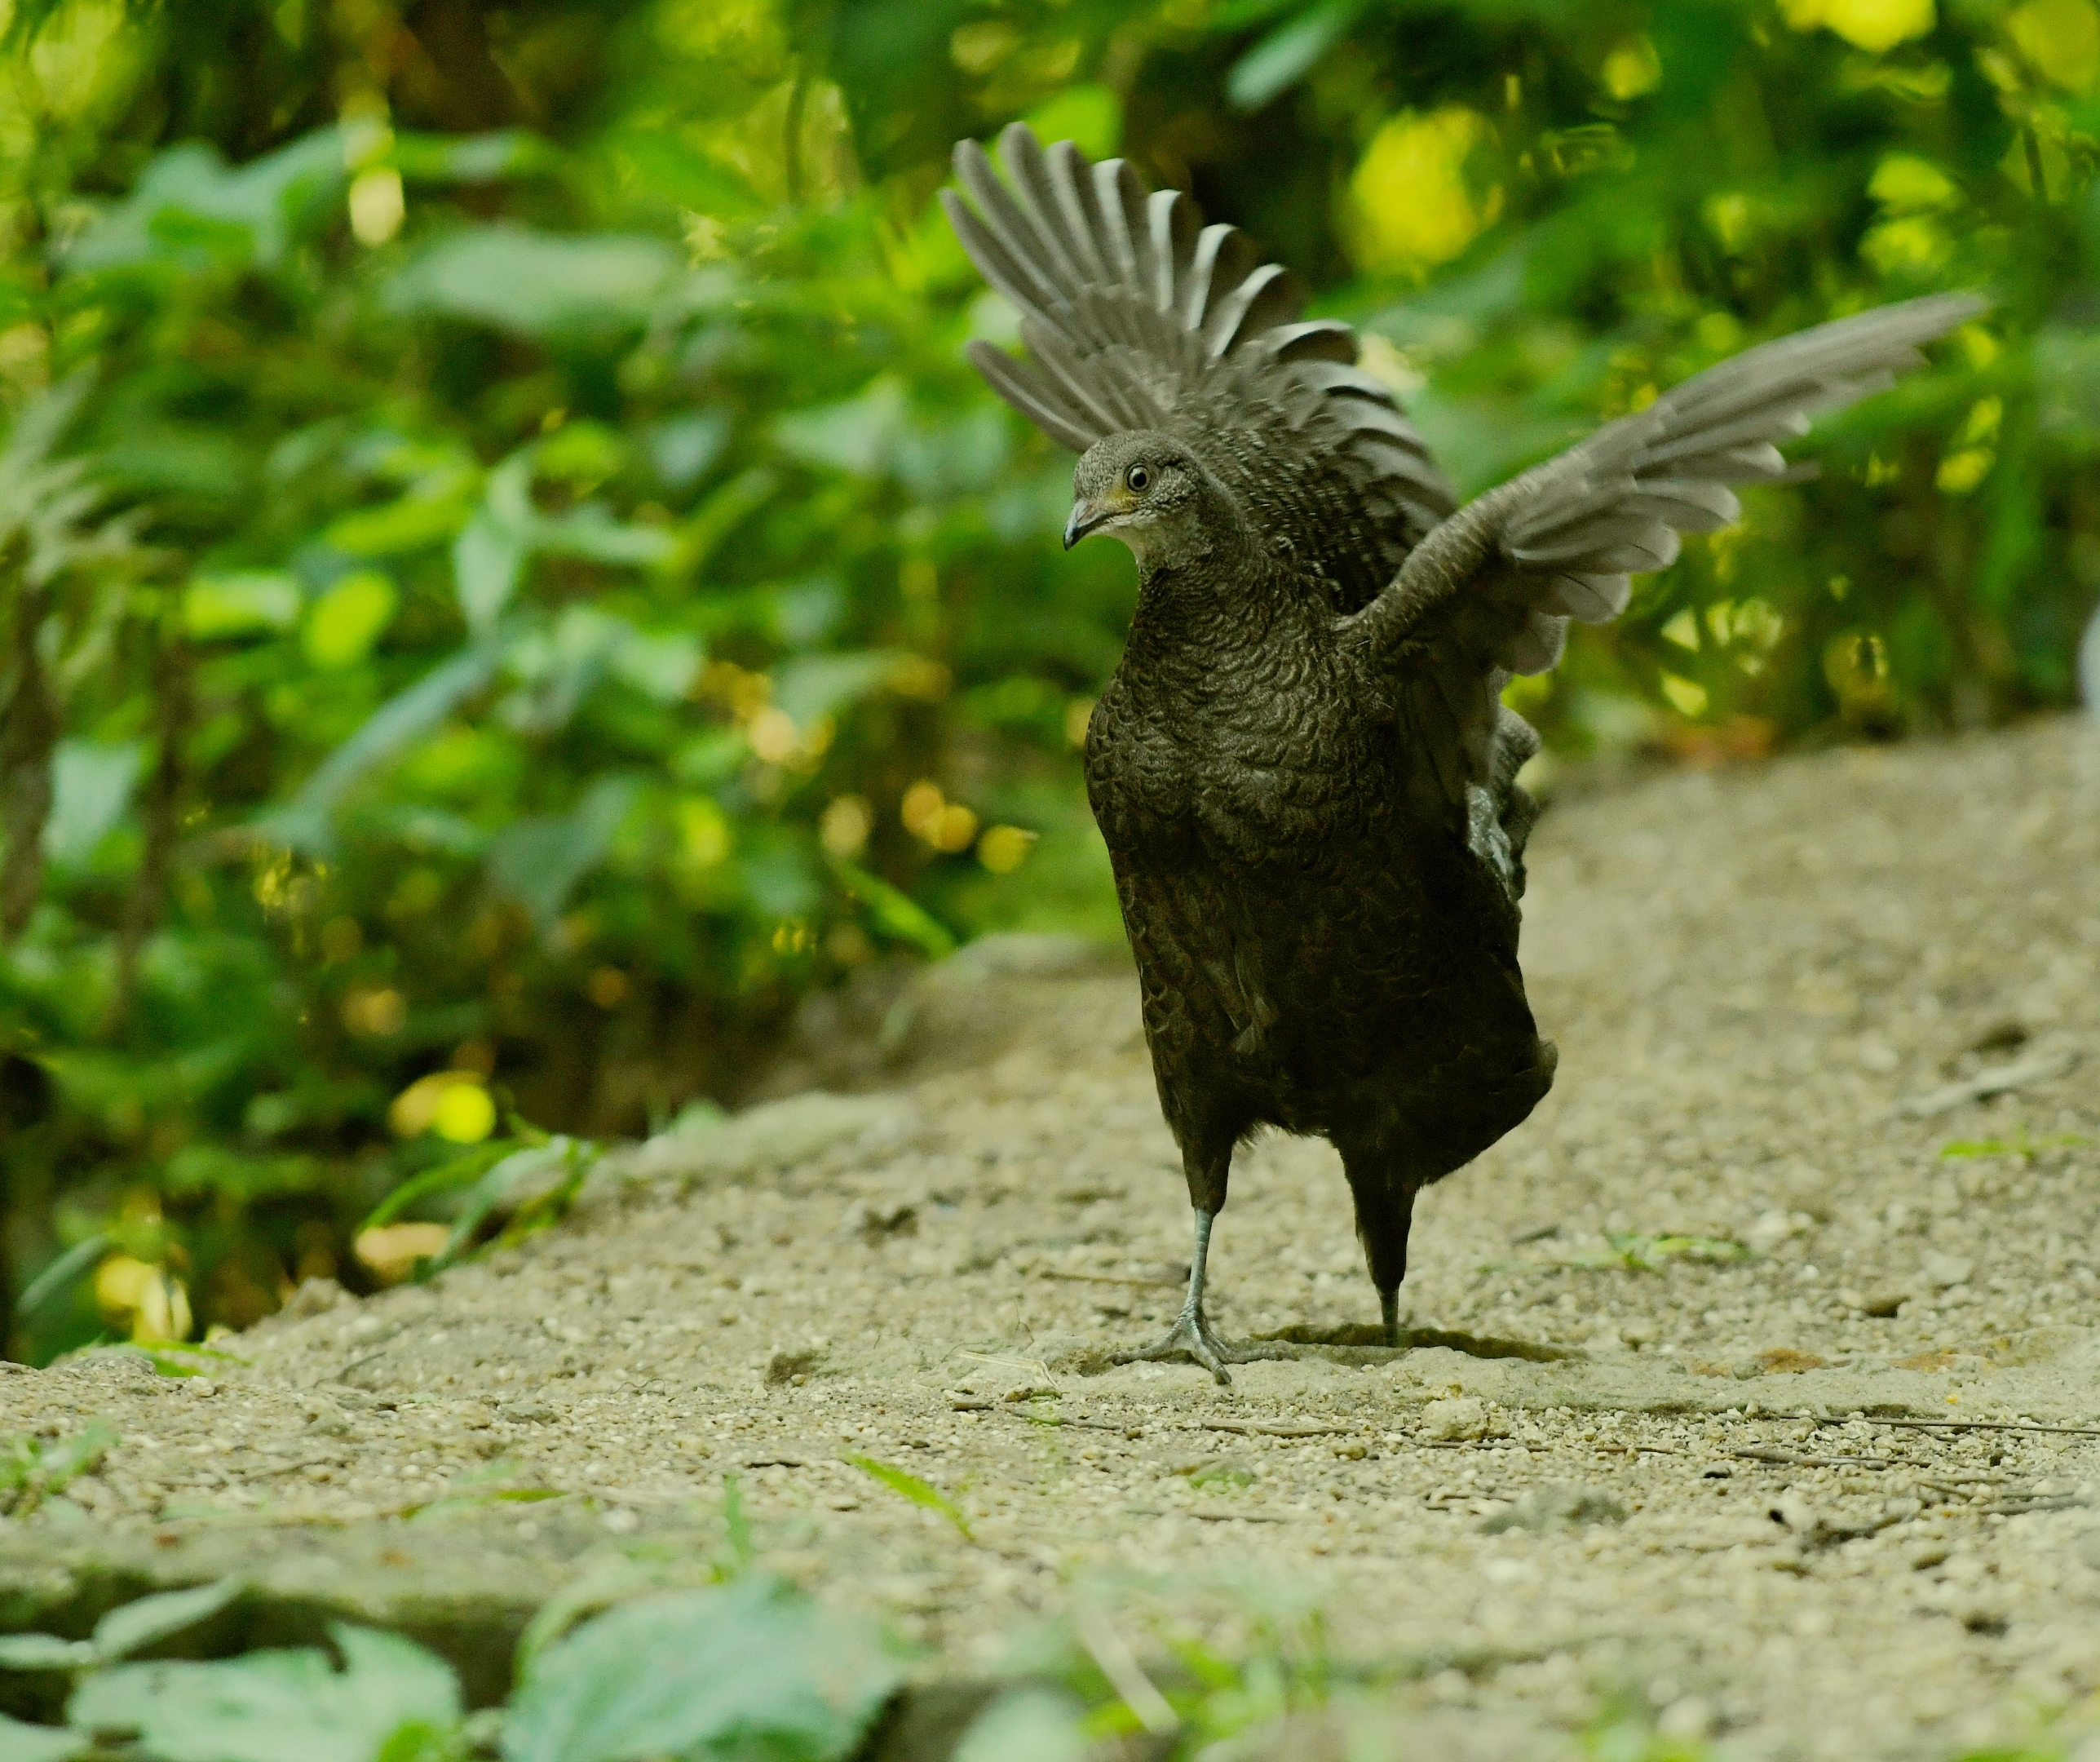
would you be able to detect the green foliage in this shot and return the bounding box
[0,1417,113,1516]
[5,1574,900,1762]
[0,1576,243,1672]
[70,1624,463,1762]
[2,0,2096,1362]
[1,1569,2090,1761]
[504,1576,903,1762]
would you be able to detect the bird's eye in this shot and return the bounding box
[1126,464,1151,492]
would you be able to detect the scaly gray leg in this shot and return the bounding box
[1112,1208,1289,1386]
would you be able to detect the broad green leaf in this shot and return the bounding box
[325,491,472,558]
[772,653,895,725]
[453,510,528,635]
[534,503,675,569]
[42,741,141,866]
[0,1633,96,1670]
[304,572,399,669]
[70,1623,461,1762]
[386,227,681,338]
[502,1576,900,1762]
[391,129,561,184]
[0,1712,91,1761]
[91,1578,245,1661]
[13,1234,108,1323]
[533,422,629,485]
[608,628,701,702]
[256,642,501,852]
[67,131,345,271]
[951,1689,1091,1762]
[1225,0,1365,109]
[486,776,638,927]
[646,411,730,490]
[773,377,906,478]
[183,572,302,640]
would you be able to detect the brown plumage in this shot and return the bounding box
[947,122,1982,1382]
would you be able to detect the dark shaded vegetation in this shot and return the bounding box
[1,0,2093,1361]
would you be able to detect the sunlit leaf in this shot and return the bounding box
[829,857,956,958]
[304,572,399,669]
[183,571,302,640]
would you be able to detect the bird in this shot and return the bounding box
[943,122,1983,1383]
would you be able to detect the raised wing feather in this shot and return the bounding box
[1343,291,1986,808]
[944,124,1456,610]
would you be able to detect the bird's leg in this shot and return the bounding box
[1112,1208,1284,1385]
[1338,1140,1418,1351]
[1379,1285,1402,1349]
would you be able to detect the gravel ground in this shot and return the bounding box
[6,717,2100,1760]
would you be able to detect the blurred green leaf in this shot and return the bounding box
[304,572,400,669]
[1226,0,1365,110]
[0,1714,90,1761]
[183,571,302,640]
[386,228,683,339]
[42,742,141,867]
[70,1624,462,1762]
[501,1577,900,1762]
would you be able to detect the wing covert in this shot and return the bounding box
[944,124,1457,610]
[1342,291,1987,806]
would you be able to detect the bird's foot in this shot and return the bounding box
[1112,1307,1291,1386]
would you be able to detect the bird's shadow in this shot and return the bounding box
[1253,1322,1581,1365]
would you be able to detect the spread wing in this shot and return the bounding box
[1342,291,1987,805]
[943,123,1455,611]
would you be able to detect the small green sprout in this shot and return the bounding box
[1572,1233,1754,1273]
[1940,1130,2089,1163]
[847,1454,974,1542]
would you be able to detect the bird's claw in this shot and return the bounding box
[1112,1308,1289,1386]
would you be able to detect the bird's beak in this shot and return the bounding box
[1063,498,1107,551]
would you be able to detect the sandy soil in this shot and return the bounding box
[6,717,2100,1760]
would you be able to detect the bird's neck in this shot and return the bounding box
[1122,552,1307,681]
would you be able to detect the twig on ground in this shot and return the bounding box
[1198,1419,1354,1437]
[1037,1269,1183,1287]
[1873,1419,2100,1438]
[1892,1047,2079,1118]
[1734,1447,1896,1469]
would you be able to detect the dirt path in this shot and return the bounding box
[7,719,2100,1760]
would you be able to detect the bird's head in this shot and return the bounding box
[1064,432,1219,572]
